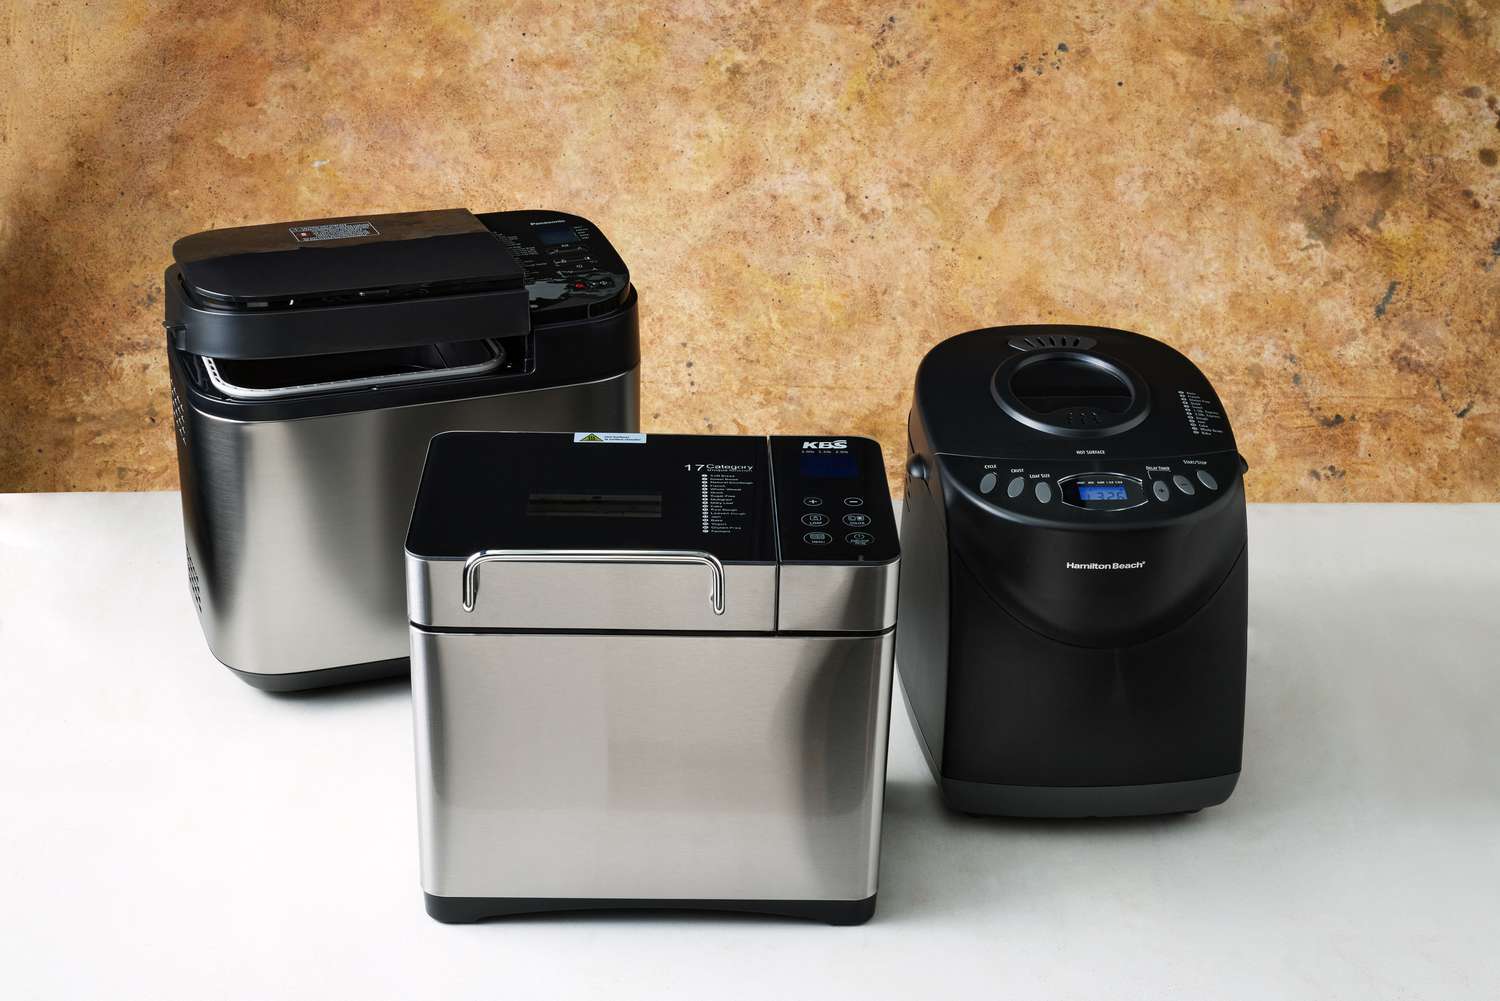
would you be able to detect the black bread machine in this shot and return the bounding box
[898,325,1248,817]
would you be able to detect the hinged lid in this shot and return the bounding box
[404,431,900,634]
[166,209,531,359]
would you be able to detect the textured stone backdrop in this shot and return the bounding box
[1,1,1497,498]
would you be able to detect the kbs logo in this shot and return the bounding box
[802,439,848,450]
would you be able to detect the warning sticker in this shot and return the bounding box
[573,432,647,444]
[288,222,380,243]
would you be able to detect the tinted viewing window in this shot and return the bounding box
[1010,356,1133,414]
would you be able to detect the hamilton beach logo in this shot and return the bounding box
[802,439,848,450]
[1067,560,1147,570]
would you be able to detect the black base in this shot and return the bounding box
[424,892,877,926]
[939,772,1239,818]
[229,656,409,693]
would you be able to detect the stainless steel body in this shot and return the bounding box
[404,432,900,922]
[411,628,894,902]
[175,368,639,680]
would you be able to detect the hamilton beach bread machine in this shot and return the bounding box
[166,209,639,690]
[898,325,1248,817]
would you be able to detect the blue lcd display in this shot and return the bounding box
[1078,484,1128,501]
[532,221,578,246]
[800,453,859,479]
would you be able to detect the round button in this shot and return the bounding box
[1152,479,1171,502]
[906,456,928,481]
[1197,469,1218,490]
[801,513,830,528]
[1034,481,1053,504]
[843,513,870,528]
[1007,476,1025,498]
[845,532,873,546]
[802,496,823,508]
[979,472,998,494]
[843,497,864,507]
[803,531,832,546]
[1173,474,1196,495]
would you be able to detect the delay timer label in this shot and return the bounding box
[688,463,756,536]
[288,221,380,243]
[1178,389,1226,436]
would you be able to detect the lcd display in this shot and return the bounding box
[527,492,662,518]
[532,222,578,246]
[800,453,859,479]
[1078,484,1128,501]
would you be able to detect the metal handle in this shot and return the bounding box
[461,549,726,615]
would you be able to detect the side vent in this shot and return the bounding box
[171,384,189,447]
[1008,333,1098,352]
[185,548,202,615]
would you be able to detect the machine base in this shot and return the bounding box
[938,772,1239,818]
[229,656,408,693]
[423,892,877,926]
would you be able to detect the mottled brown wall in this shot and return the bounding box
[1,0,1497,499]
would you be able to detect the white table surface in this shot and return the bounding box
[1,492,1498,1000]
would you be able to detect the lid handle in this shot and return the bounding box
[461,549,726,616]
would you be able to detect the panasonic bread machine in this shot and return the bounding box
[166,209,639,690]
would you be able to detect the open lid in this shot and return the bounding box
[166,209,531,359]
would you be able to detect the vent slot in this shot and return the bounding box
[185,549,202,615]
[171,384,189,446]
[1008,333,1098,352]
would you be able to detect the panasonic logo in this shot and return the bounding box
[1066,561,1147,571]
[802,439,848,450]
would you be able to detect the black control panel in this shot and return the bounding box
[478,210,630,320]
[770,436,899,564]
[939,451,1242,524]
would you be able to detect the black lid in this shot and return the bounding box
[167,209,531,359]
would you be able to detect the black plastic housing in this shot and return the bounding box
[896,324,1248,817]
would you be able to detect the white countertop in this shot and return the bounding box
[1,493,1498,1000]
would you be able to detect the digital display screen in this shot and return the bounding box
[1078,484,1128,501]
[800,453,859,479]
[527,492,662,518]
[532,221,578,246]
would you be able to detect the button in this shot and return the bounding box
[1152,479,1171,502]
[1034,481,1053,504]
[906,456,928,481]
[1173,474,1196,495]
[586,277,612,289]
[843,497,864,507]
[979,472,997,494]
[845,532,873,546]
[802,496,823,508]
[570,281,588,291]
[803,532,832,546]
[801,513,829,528]
[1007,476,1025,498]
[843,513,870,528]
[1197,469,1218,490]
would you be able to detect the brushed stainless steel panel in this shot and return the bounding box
[406,555,775,631]
[411,629,894,901]
[777,560,900,633]
[176,367,639,676]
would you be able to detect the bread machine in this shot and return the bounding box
[166,209,639,690]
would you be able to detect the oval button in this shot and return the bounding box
[1197,469,1219,490]
[801,513,829,527]
[1173,474,1196,495]
[802,531,832,546]
[1034,481,1053,504]
[979,472,997,494]
[1152,479,1171,502]
[1007,476,1025,498]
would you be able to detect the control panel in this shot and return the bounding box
[940,451,1242,523]
[478,210,630,319]
[770,436,899,564]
